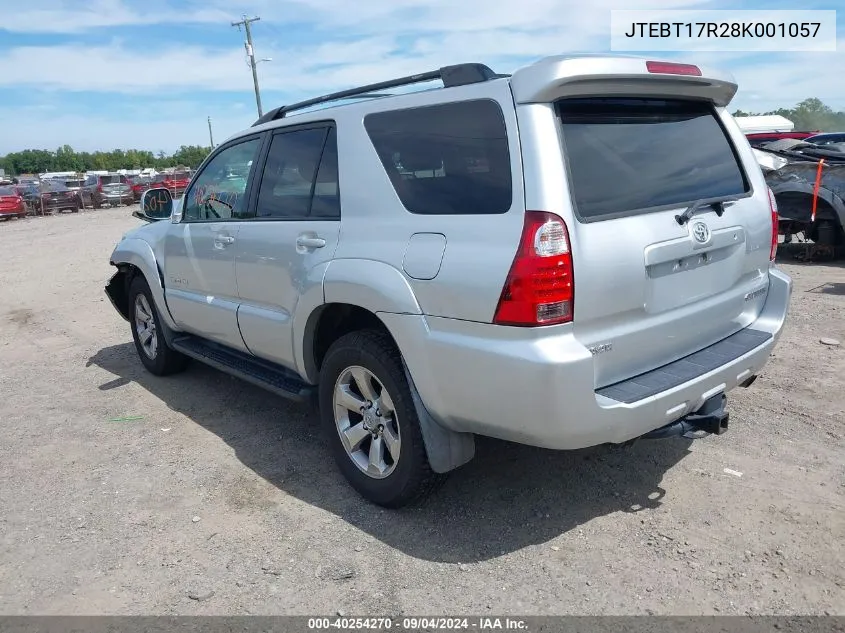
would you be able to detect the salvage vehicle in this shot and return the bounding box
[0,186,27,219]
[12,183,40,214]
[105,55,793,507]
[804,132,845,147]
[152,170,191,197]
[39,181,82,214]
[756,141,845,256]
[80,173,134,208]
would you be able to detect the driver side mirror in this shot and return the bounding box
[135,188,173,222]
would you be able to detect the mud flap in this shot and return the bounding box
[400,358,475,473]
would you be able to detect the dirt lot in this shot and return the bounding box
[0,208,843,616]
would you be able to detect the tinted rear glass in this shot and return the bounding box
[364,99,512,215]
[557,98,749,221]
[100,175,126,184]
[0,187,15,195]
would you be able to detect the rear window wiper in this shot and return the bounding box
[675,197,739,225]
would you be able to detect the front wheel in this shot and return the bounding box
[319,329,445,508]
[128,276,188,376]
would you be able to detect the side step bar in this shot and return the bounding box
[171,335,314,403]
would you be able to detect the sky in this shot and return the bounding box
[0,0,841,155]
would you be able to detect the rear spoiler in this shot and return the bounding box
[510,55,737,107]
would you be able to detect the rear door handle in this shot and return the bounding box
[296,235,326,249]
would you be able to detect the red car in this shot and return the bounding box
[128,176,153,201]
[745,131,820,147]
[0,186,27,219]
[152,170,191,197]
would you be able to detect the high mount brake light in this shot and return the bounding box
[646,61,702,76]
[494,211,574,327]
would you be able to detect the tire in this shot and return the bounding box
[128,276,188,376]
[319,329,445,508]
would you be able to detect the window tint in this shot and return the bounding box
[183,137,261,222]
[311,128,340,219]
[557,98,749,220]
[255,128,328,219]
[364,100,512,215]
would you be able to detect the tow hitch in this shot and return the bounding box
[641,393,729,440]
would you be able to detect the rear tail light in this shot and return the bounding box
[646,61,702,76]
[767,187,779,261]
[493,211,574,326]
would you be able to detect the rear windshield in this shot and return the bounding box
[100,175,126,184]
[557,98,749,221]
[65,180,84,188]
[0,187,15,195]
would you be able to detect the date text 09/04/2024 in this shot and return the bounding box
[307,617,529,630]
[624,21,821,38]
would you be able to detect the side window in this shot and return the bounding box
[364,100,512,215]
[183,137,261,222]
[311,127,340,219]
[255,127,329,219]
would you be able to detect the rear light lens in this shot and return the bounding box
[646,61,702,76]
[493,211,574,326]
[767,187,779,261]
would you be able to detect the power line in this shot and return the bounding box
[231,15,269,118]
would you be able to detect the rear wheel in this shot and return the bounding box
[128,276,188,376]
[319,329,445,508]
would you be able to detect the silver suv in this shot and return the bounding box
[105,55,792,507]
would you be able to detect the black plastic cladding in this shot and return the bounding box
[251,63,502,127]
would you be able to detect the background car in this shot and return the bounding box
[745,131,819,147]
[803,132,845,146]
[13,183,41,214]
[0,186,28,219]
[127,175,153,201]
[151,170,191,197]
[39,181,82,214]
[79,173,134,208]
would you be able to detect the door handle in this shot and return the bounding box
[296,235,326,249]
[214,235,235,245]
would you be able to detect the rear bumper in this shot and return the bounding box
[381,267,792,450]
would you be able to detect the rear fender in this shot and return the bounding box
[109,237,178,331]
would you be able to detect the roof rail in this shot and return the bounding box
[251,62,501,127]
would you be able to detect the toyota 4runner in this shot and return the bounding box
[105,55,793,507]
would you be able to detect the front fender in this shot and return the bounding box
[109,237,178,331]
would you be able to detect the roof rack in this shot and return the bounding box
[251,63,503,127]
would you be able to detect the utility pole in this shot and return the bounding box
[231,15,264,117]
[207,116,215,148]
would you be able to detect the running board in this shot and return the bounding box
[171,335,314,403]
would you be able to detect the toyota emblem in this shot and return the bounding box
[691,221,711,244]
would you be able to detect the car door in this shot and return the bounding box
[234,124,341,371]
[162,135,264,351]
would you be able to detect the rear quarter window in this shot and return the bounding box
[364,99,512,215]
[557,98,749,221]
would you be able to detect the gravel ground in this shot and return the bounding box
[0,208,843,616]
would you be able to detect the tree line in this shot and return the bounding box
[0,144,212,176]
[732,97,845,133]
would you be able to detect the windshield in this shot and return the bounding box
[557,98,749,221]
[0,187,16,196]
